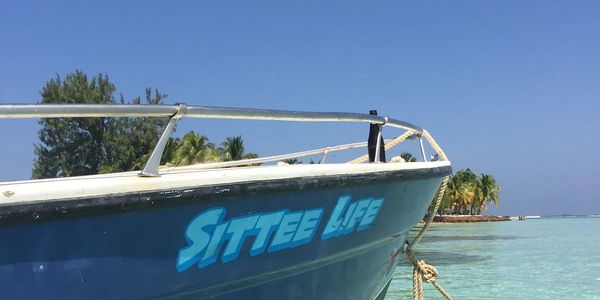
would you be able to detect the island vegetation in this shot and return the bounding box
[398,152,501,218]
[32,71,256,179]
[439,169,500,215]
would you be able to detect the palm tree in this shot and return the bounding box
[475,174,500,214]
[460,170,478,214]
[400,152,417,162]
[161,137,182,166]
[219,136,258,161]
[437,169,501,215]
[441,174,463,214]
[170,131,221,166]
[440,169,478,215]
[282,158,302,164]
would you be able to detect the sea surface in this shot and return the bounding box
[385,217,600,299]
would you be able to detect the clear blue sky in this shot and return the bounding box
[1,1,598,215]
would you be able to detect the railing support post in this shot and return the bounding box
[419,137,427,162]
[140,104,187,177]
[374,125,384,163]
[368,110,386,163]
[319,149,329,164]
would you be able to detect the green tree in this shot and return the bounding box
[32,73,265,177]
[33,71,169,178]
[456,169,477,214]
[435,169,501,215]
[473,174,500,214]
[282,158,302,164]
[400,152,417,162]
[169,131,221,166]
[101,89,168,172]
[219,136,258,161]
[161,137,183,166]
[33,71,115,178]
[439,174,461,214]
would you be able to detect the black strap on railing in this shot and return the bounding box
[368,110,386,163]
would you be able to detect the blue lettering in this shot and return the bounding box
[321,196,351,240]
[269,212,303,252]
[321,196,385,239]
[358,198,384,230]
[177,196,384,272]
[339,199,371,235]
[292,208,323,245]
[221,215,260,263]
[199,222,229,268]
[250,210,286,256]
[336,202,357,237]
[176,208,226,272]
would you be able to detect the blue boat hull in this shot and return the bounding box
[0,166,450,299]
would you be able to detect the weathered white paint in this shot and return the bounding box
[0,161,450,204]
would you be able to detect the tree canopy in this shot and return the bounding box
[436,169,501,215]
[33,71,168,178]
[32,70,259,178]
[166,132,221,166]
[400,152,417,162]
[219,136,258,161]
[282,158,302,164]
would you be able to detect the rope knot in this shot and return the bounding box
[417,260,439,283]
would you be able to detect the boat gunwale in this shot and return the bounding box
[0,164,451,227]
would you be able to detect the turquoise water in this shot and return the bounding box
[385,218,600,299]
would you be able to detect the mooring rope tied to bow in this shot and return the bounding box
[404,175,453,300]
[348,129,453,299]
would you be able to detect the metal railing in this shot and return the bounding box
[170,140,395,172]
[0,104,423,132]
[0,103,430,176]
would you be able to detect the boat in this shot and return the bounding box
[0,104,451,299]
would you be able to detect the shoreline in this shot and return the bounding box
[432,215,511,223]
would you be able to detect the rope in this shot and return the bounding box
[347,131,414,164]
[404,176,453,300]
[348,129,446,164]
[406,251,453,300]
[421,130,448,161]
[347,126,453,299]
